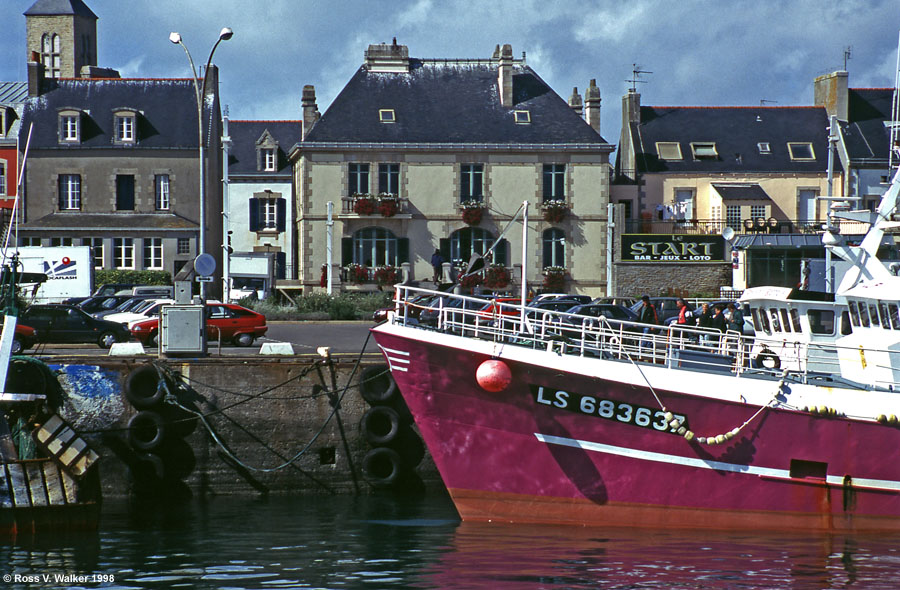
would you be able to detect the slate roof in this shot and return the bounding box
[630,106,829,174]
[22,78,203,149]
[0,82,29,105]
[841,88,894,165]
[21,212,197,231]
[304,59,609,146]
[24,0,97,18]
[228,120,302,176]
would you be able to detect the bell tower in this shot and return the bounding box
[24,0,98,79]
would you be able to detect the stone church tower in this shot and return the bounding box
[24,0,98,79]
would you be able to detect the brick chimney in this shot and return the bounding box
[814,70,849,121]
[302,85,319,138]
[584,79,601,133]
[568,87,583,116]
[498,44,513,108]
[623,88,641,125]
[27,52,44,97]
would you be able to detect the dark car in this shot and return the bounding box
[629,297,688,325]
[20,304,132,348]
[76,295,135,315]
[91,296,153,319]
[555,304,640,337]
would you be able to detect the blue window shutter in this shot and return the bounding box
[249,198,259,231]
[439,238,450,263]
[341,237,353,266]
[275,251,286,279]
[276,199,286,232]
[398,238,409,264]
[58,177,64,210]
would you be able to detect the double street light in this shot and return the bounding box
[169,27,233,299]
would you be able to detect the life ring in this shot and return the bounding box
[359,365,398,405]
[124,365,166,409]
[753,348,781,370]
[127,410,167,451]
[361,447,403,488]
[360,406,400,446]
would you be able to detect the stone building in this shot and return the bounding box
[292,42,614,296]
[25,0,99,79]
[17,0,224,291]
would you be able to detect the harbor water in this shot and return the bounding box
[2,492,900,589]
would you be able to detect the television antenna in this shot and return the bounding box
[627,64,652,92]
[844,46,852,70]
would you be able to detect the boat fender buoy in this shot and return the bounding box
[753,348,781,371]
[124,365,167,409]
[476,359,512,393]
[684,431,694,441]
[890,415,899,425]
[127,410,167,451]
[696,436,706,444]
[714,434,726,444]
[730,427,741,437]
[877,414,888,424]
[359,365,398,405]
[361,447,403,489]
[360,406,401,446]
[664,411,674,422]
[677,426,686,436]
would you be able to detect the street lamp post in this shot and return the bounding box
[169,27,233,300]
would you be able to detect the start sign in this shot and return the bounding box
[621,234,726,263]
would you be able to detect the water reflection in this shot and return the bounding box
[0,493,898,589]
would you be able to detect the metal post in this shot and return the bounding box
[222,107,231,303]
[607,202,615,296]
[825,115,837,293]
[519,201,529,328]
[326,201,334,295]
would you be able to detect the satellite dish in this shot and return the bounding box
[721,227,735,242]
[193,253,216,277]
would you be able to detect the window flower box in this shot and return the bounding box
[373,265,399,288]
[459,273,483,289]
[461,200,484,225]
[353,195,376,215]
[541,200,569,224]
[346,263,370,284]
[483,264,511,289]
[542,266,567,291]
[377,198,399,217]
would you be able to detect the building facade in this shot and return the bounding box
[225,117,302,298]
[17,0,224,291]
[292,42,614,296]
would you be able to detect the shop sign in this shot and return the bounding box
[621,234,726,263]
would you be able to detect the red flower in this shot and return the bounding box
[354,197,376,215]
[378,199,398,217]
[462,207,483,225]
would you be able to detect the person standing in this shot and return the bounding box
[675,298,693,326]
[638,295,660,357]
[431,249,445,283]
[696,302,712,346]
[726,302,744,334]
[709,304,727,347]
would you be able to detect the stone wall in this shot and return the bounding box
[614,262,732,298]
[50,355,440,500]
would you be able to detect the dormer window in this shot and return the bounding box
[788,142,815,161]
[758,142,771,154]
[379,109,396,123]
[114,110,138,144]
[59,110,81,143]
[262,148,276,171]
[690,142,718,159]
[656,142,683,161]
[514,110,531,124]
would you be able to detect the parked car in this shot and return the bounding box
[92,283,140,297]
[76,295,135,315]
[130,303,267,347]
[629,297,688,325]
[3,322,37,354]
[103,298,174,326]
[92,296,155,319]
[20,304,132,348]
[531,293,592,305]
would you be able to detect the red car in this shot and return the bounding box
[11,322,37,354]
[130,303,267,347]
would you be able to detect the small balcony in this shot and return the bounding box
[340,194,411,218]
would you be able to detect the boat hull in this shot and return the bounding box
[373,326,900,532]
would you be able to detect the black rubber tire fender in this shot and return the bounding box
[124,364,166,409]
[127,410,167,451]
[359,365,397,405]
[360,405,401,446]
[361,447,403,489]
[753,348,781,370]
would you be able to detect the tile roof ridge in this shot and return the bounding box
[56,77,195,82]
[850,87,894,91]
[229,119,303,123]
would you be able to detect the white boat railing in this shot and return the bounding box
[386,285,886,387]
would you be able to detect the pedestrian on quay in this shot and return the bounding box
[675,298,694,326]
[638,295,660,358]
[709,304,727,348]
[431,249,444,283]
[726,302,744,334]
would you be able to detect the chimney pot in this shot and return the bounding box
[498,44,514,108]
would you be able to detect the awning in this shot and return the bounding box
[712,183,771,201]
[733,233,895,249]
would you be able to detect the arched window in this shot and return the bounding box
[353,227,398,267]
[449,227,495,266]
[41,33,61,78]
[543,228,566,268]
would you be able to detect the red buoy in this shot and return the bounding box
[476,359,511,392]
